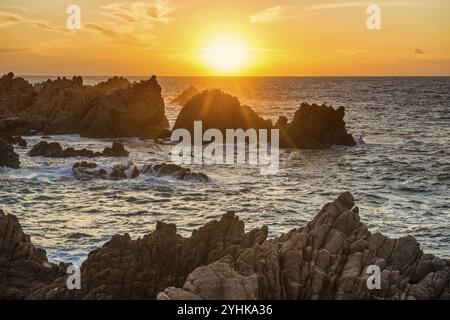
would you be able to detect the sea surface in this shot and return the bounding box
[1,76,449,265]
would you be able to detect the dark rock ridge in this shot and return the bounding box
[0,193,446,300]
[173,89,273,139]
[277,103,356,149]
[0,210,68,299]
[28,141,129,158]
[173,90,356,149]
[0,139,20,168]
[0,72,169,138]
[71,161,209,183]
[171,85,200,106]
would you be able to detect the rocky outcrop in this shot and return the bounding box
[0,139,20,168]
[16,193,448,300]
[70,162,209,183]
[173,90,273,138]
[0,134,27,147]
[0,73,169,139]
[277,103,356,149]
[28,141,129,158]
[0,210,67,299]
[171,85,200,106]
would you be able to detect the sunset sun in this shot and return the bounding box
[202,37,250,73]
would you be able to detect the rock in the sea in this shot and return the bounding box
[28,141,129,158]
[173,89,273,138]
[278,103,356,149]
[0,134,27,147]
[171,85,200,106]
[0,139,20,168]
[19,192,449,300]
[0,209,67,299]
[70,161,209,183]
[0,73,169,139]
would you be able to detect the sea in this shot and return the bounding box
[1,76,449,265]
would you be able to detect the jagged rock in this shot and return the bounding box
[70,162,209,183]
[0,134,27,147]
[0,139,20,168]
[278,103,356,149]
[142,163,209,182]
[173,89,273,138]
[1,193,447,300]
[28,141,129,158]
[0,73,169,139]
[171,85,200,106]
[0,209,67,299]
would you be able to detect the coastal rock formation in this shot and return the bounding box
[16,193,448,300]
[0,139,20,168]
[0,134,27,147]
[28,141,129,158]
[71,162,209,183]
[278,103,356,149]
[173,89,273,138]
[0,210,67,299]
[0,73,169,139]
[171,85,200,106]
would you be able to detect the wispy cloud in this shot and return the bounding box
[84,22,154,46]
[0,10,69,33]
[414,48,425,54]
[250,6,289,24]
[101,1,175,25]
[305,1,449,11]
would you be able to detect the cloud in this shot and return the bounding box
[0,11,22,27]
[304,1,449,11]
[101,1,175,25]
[84,23,155,46]
[0,10,68,33]
[0,44,26,54]
[414,48,425,54]
[250,6,288,23]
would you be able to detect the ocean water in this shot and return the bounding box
[1,76,449,265]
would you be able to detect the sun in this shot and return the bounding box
[202,37,250,73]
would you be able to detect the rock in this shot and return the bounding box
[0,73,169,139]
[0,209,66,299]
[171,85,200,106]
[101,142,129,157]
[173,89,273,139]
[0,139,20,168]
[0,134,27,147]
[2,193,448,300]
[142,163,209,182]
[28,141,129,158]
[70,162,209,183]
[279,103,356,149]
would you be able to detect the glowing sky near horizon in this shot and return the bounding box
[0,0,449,76]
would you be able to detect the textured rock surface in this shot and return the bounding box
[0,210,67,299]
[0,73,169,138]
[277,103,356,149]
[0,139,20,168]
[1,193,448,300]
[71,162,209,182]
[173,89,273,138]
[28,141,129,158]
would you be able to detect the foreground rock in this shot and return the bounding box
[71,161,209,183]
[28,141,129,158]
[0,134,27,147]
[0,139,20,168]
[0,73,169,138]
[0,210,67,299]
[171,85,200,106]
[277,103,356,149]
[173,89,273,139]
[5,193,443,300]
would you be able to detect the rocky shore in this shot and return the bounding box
[1,193,448,300]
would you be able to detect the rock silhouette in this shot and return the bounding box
[278,103,356,149]
[28,141,129,158]
[1,193,446,300]
[0,139,20,168]
[0,73,169,139]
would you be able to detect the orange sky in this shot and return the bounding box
[0,0,449,76]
